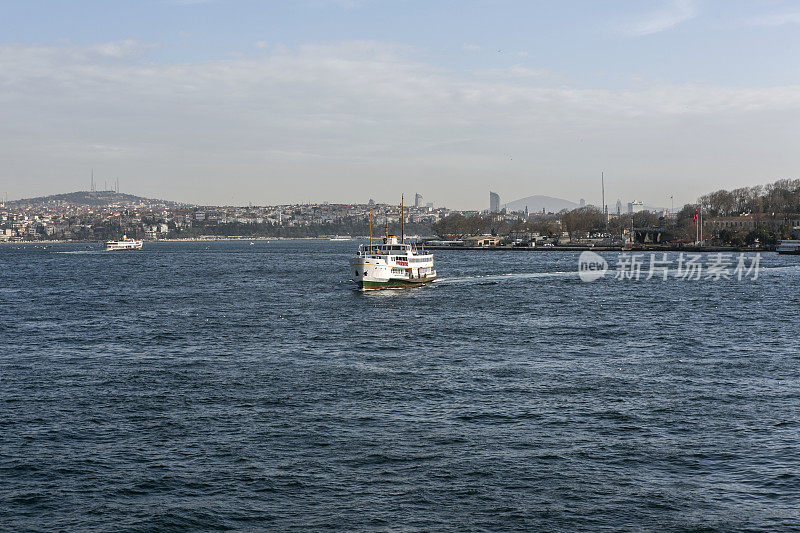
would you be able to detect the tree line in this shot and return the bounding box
[699,179,800,216]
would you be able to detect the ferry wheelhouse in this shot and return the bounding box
[104,235,143,251]
[350,196,436,290]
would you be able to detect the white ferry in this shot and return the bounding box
[105,235,143,251]
[776,240,800,255]
[350,197,436,290]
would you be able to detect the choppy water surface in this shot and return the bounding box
[2,241,799,531]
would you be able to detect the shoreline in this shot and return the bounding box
[0,236,363,245]
[0,240,776,253]
[425,245,774,252]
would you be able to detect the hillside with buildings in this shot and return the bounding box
[3,180,799,246]
[0,195,444,242]
[8,190,185,208]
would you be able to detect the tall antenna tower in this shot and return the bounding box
[601,171,607,225]
[91,169,95,192]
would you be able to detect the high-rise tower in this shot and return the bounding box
[489,191,500,213]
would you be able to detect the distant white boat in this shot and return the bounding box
[329,236,351,241]
[105,235,142,251]
[777,240,800,255]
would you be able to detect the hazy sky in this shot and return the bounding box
[1,0,799,209]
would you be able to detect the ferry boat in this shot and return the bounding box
[776,240,800,255]
[350,196,436,290]
[104,235,143,251]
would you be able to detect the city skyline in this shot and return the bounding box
[2,1,800,209]
[4,182,673,213]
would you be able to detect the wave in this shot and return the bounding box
[55,250,104,255]
[437,271,577,284]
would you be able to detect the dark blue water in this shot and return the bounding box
[2,241,799,531]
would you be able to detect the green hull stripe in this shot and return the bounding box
[360,277,436,289]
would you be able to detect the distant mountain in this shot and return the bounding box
[504,195,579,214]
[8,190,185,208]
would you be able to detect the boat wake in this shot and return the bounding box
[436,271,577,284]
[760,265,800,271]
[56,250,103,255]
[438,264,800,285]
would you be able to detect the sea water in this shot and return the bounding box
[1,241,799,530]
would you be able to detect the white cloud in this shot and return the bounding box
[254,41,269,49]
[461,43,483,52]
[473,65,557,81]
[1,39,798,206]
[91,39,160,58]
[622,0,698,36]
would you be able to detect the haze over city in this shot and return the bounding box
[2,0,799,209]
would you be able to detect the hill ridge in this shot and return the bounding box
[505,195,579,214]
[9,190,185,207]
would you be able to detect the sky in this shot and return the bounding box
[1,0,799,209]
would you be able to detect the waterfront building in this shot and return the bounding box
[464,234,500,247]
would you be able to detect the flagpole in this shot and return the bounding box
[401,194,404,244]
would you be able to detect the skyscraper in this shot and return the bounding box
[414,193,423,208]
[490,191,500,213]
